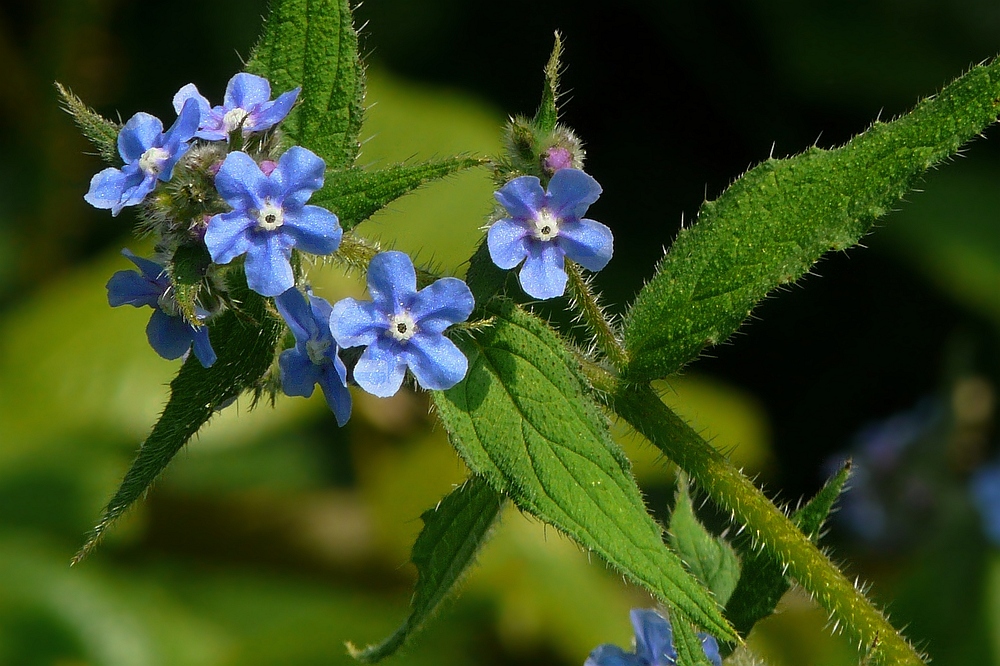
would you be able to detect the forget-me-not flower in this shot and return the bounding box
[85,99,201,216]
[275,287,352,426]
[585,609,721,666]
[204,146,342,297]
[106,249,216,367]
[330,251,474,398]
[173,73,300,142]
[488,168,613,299]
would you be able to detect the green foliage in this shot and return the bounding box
[55,82,120,165]
[312,158,486,232]
[432,299,735,642]
[670,608,716,666]
[74,271,284,562]
[245,0,365,170]
[169,243,214,325]
[724,460,851,638]
[350,476,504,662]
[669,476,740,606]
[623,57,1000,382]
[533,31,563,134]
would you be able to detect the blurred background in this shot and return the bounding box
[2,0,1000,664]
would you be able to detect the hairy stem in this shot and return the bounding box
[587,370,924,665]
[565,262,628,370]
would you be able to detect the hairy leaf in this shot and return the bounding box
[432,299,735,641]
[724,460,852,637]
[532,32,563,134]
[55,82,120,165]
[623,57,1000,382]
[670,476,740,606]
[168,243,213,325]
[671,608,716,666]
[349,476,504,662]
[74,270,283,562]
[313,157,485,232]
[245,0,365,170]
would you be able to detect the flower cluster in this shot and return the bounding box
[585,609,722,666]
[87,72,475,427]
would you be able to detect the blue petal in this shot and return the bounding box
[487,218,531,270]
[330,298,384,348]
[630,609,675,665]
[517,242,567,299]
[114,170,158,215]
[249,87,301,132]
[224,72,272,110]
[106,270,160,308]
[353,336,407,398]
[121,248,168,283]
[557,218,614,272]
[698,634,722,666]
[84,168,128,211]
[172,83,212,122]
[367,251,417,311]
[214,151,267,211]
[190,325,217,367]
[318,359,352,426]
[285,205,342,255]
[307,291,334,333]
[204,211,254,265]
[546,168,602,220]
[494,175,545,220]
[244,232,294,297]
[409,278,474,335]
[273,146,326,209]
[275,287,320,344]
[160,97,200,158]
[279,348,321,398]
[405,333,468,391]
[584,645,643,666]
[117,112,162,163]
[145,309,193,360]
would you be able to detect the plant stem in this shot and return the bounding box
[565,262,628,370]
[587,370,925,666]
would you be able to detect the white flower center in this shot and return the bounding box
[532,208,560,241]
[223,107,251,133]
[255,200,284,231]
[306,337,331,365]
[389,312,417,342]
[138,147,170,176]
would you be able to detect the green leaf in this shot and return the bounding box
[670,608,716,666]
[622,57,1000,382]
[245,0,365,170]
[74,271,284,562]
[432,299,735,642]
[670,475,740,606]
[724,460,852,637]
[55,82,120,165]
[312,157,486,232]
[169,243,213,325]
[349,476,504,662]
[532,32,563,134]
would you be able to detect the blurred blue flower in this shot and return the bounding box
[85,99,201,216]
[204,146,342,297]
[106,249,216,367]
[275,287,352,426]
[488,168,612,299]
[585,608,721,666]
[330,251,474,397]
[971,463,1000,545]
[173,72,300,141]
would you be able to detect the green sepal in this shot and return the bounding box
[670,607,717,666]
[245,0,365,170]
[312,157,486,232]
[168,243,213,325]
[55,82,120,165]
[670,475,741,606]
[623,56,1000,382]
[432,298,736,642]
[723,460,852,637]
[73,271,284,563]
[348,476,504,662]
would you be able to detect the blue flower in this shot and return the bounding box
[204,146,342,297]
[488,168,613,299]
[330,251,474,398]
[971,462,1000,545]
[173,72,300,142]
[585,609,721,666]
[84,99,201,216]
[274,287,352,426]
[106,249,216,367]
